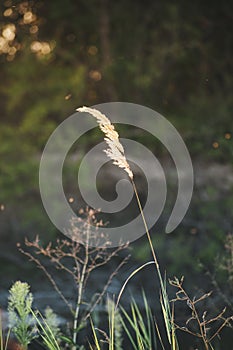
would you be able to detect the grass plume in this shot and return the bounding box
[77,106,133,180]
[77,106,178,348]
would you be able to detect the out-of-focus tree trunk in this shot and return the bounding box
[99,0,117,100]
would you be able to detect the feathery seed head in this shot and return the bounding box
[77,106,133,179]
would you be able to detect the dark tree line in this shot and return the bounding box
[0,0,232,232]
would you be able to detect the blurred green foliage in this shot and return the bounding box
[0,1,232,274]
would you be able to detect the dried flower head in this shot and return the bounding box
[77,106,133,179]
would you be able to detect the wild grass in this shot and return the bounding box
[4,107,232,349]
[89,299,122,350]
[77,107,232,350]
[120,293,157,350]
[30,309,62,350]
[79,106,178,349]
[0,310,10,350]
[5,237,233,350]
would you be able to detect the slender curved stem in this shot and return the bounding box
[131,180,163,288]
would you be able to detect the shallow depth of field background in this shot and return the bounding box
[0,0,232,348]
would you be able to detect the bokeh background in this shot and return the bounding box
[0,0,232,348]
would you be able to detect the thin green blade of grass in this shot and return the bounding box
[88,340,96,350]
[30,309,61,350]
[132,299,150,348]
[107,299,115,350]
[171,302,179,350]
[90,318,101,350]
[160,293,171,344]
[116,262,155,308]
[0,312,11,350]
[142,292,158,349]
[131,304,143,349]
[159,275,179,348]
[121,299,158,350]
[154,318,166,350]
[142,292,152,344]
[120,307,139,350]
[0,313,3,350]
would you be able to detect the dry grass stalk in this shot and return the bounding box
[77,106,133,179]
[77,106,160,269]
[77,106,177,347]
